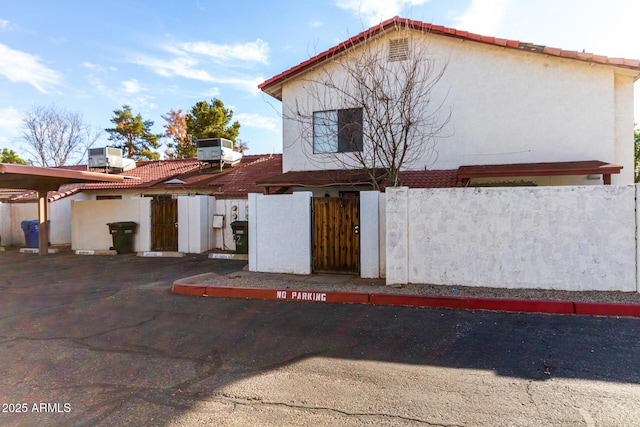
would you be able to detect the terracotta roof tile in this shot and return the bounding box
[397,170,460,188]
[208,154,283,196]
[258,168,460,190]
[132,154,283,197]
[5,155,283,201]
[8,184,84,203]
[260,16,640,99]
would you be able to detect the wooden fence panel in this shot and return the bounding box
[313,197,359,274]
[151,197,178,251]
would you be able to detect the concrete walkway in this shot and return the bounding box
[173,269,640,318]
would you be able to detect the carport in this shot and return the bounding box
[0,163,129,255]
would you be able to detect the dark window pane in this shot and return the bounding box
[338,108,363,152]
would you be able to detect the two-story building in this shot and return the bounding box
[259,16,640,194]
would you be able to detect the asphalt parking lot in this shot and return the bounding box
[2,249,640,426]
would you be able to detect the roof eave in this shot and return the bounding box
[258,16,640,95]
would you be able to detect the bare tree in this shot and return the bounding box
[287,28,451,189]
[22,105,100,166]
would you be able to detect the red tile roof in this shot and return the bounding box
[260,16,640,99]
[257,168,461,190]
[6,154,284,201]
[207,154,283,197]
[8,185,84,203]
[257,168,386,188]
[397,169,460,188]
[81,158,199,190]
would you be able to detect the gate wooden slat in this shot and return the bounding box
[151,197,178,251]
[313,197,359,274]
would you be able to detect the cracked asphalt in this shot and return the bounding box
[2,249,640,426]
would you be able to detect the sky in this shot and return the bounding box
[1,0,639,163]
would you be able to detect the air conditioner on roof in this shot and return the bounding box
[196,138,242,167]
[88,147,123,169]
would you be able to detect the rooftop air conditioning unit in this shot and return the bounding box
[88,147,124,169]
[196,138,242,167]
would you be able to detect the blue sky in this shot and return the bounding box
[1,0,639,162]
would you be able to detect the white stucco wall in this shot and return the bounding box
[360,191,379,278]
[71,198,151,251]
[9,203,37,245]
[385,187,409,285]
[0,203,10,246]
[213,198,249,251]
[49,193,89,245]
[386,186,637,291]
[249,192,312,274]
[2,194,89,246]
[280,31,635,184]
[178,195,215,254]
[614,73,636,185]
[378,193,386,279]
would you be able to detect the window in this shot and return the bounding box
[96,195,122,200]
[313,108,363,154]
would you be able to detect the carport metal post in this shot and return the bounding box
[36,187,50,256]
[0,163,133,256]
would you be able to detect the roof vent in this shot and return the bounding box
[389,37,410,61]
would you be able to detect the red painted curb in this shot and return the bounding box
[574,302,640,318]
[172,283,207,296]
[204,286,370,304]
[174,283,640,318]
[370,294,574,314]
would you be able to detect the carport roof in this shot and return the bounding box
[457,160,622,184]
[0,163,128,190]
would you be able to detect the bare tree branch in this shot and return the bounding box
[285,28,452,189]
[22,104,100,167]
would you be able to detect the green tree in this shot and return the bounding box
[635,125,640,182]
[163,109,194,159]
[0,148,30,164]
[105,105,160,160]
[186,98,240,145]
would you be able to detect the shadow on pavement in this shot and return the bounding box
[1,249,639,425]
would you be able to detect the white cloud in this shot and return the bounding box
[180,39,269,64]
[214,76,264,96]
[203,87,221,97]
[453,0,514,35]
[0,106,24,149]
[130,54,215,82]
[336,0,430,26]
[0,19,9,30]
[0,44,62,93]
[82,61,100,70]
[311,21,324,28]
[129,52,263,95]
[235,113,279,132]
[121,79,142,94]
[87,75,108,93]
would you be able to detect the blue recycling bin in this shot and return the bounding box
[20,220,40,248]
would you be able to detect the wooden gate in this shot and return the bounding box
[312,197,360,274]
[151,196,178,251]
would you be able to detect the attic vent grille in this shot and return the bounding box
[389,38,409,61]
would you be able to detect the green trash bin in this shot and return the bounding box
[107,221,138,254]
[230,220,248,254]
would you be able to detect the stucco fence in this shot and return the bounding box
[249,185,640,292]
[70,196,217,253]
[0,193,89,247]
